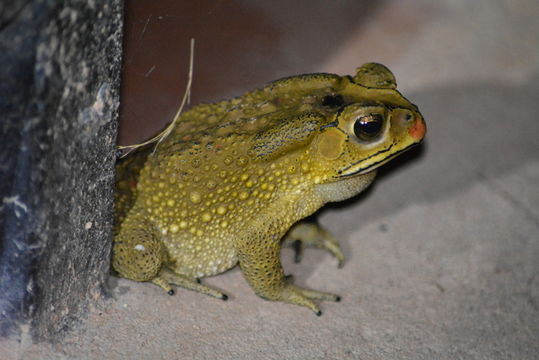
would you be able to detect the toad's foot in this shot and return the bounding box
[283,221,344,268]
[278,277,340,316]
[153,267,228,300]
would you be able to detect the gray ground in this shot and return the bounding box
[2,0,538,358]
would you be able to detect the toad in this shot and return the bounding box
[113,63,426,315]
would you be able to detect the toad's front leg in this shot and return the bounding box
[283,220,345,268]
[236,235,340,316]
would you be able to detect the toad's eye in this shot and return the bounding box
[353,113,384,141]
[322,94,344,107]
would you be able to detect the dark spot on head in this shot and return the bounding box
[322,94,345,107]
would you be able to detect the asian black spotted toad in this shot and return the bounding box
[113,63,426,315]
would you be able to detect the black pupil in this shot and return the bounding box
[322,94,344,107]
[354,114,383,139]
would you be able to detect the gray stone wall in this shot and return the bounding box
[0,0,122,341]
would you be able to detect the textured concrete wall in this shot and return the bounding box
[0,0,122,341]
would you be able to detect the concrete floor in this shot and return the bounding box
[3,0,539,358]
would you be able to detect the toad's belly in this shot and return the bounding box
[162,233,238,278]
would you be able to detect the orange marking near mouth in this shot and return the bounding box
[409,117,426,140]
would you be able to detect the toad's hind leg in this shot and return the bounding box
[112,211,175,293]
[283,220,344,267]
[113,210,228,299]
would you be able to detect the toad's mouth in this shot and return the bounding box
[338,142,420,178]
